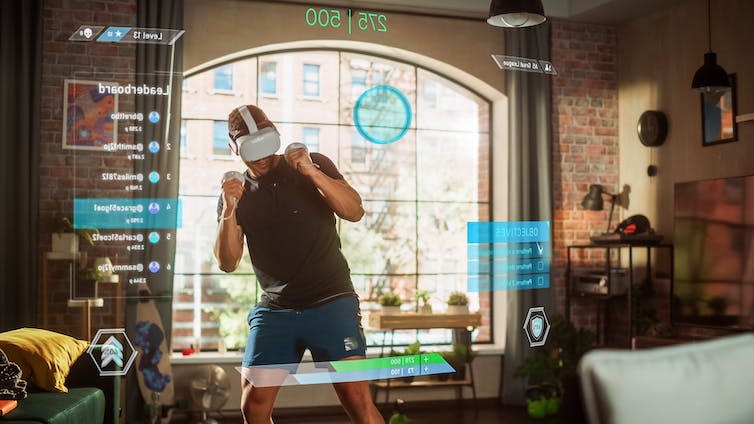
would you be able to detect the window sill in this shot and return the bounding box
[208,89,240,96]
[260,93,279,99]
[298,95,326,102]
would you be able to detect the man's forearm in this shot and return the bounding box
[214,212,244,272]
[307,169,364,221]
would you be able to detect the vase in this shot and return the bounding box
[447,305,469,314]
[381,306,402,315]
[51,233,78,254]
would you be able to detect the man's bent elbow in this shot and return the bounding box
[218,261,238,273]
[341,205,364,222]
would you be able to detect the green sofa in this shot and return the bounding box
[0,346,120,424]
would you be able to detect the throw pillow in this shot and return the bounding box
[0,328,88,393]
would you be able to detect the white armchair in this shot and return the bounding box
[578,333,754,424]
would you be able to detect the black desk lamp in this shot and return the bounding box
[581,184,618,234]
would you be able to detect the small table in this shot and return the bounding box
[368,312,481,408]
[566,243,674,346]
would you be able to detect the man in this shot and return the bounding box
[214,104,383,424]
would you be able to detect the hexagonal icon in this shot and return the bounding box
[87,328,137,376]
[523,306,550,347]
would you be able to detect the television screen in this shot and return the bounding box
[673,175,754,329]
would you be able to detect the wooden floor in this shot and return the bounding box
[204,401,573,424]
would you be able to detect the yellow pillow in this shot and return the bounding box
[0,328,88,393]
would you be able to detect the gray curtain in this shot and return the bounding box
[0,0,41,331]
[125,0,183,420]
[501,22,555,404]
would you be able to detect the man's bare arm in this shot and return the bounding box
[214,179,245,272]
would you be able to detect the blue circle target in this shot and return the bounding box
[353,85,412,145]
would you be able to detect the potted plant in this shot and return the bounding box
[74,265,104,298]
[379,291,403,315]
[51,217,98,254]
[515,350,561,418]
[446,291,469,314]
[441,342,474,381]
[390,342,423,383]
[414,290,433,313]
[515,315,596,420]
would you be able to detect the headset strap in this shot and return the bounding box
[237,105,258,133]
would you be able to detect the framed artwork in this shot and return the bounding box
[62,79,118,150]
[701,73,737,146]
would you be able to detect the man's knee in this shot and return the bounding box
[241,380,278,423]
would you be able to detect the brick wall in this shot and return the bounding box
[550,20,623,343]
[39,0,136,339]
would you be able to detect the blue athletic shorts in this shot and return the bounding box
[241,295,367,369]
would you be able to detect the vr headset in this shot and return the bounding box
[235,105,280,162]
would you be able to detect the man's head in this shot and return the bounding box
[228,104,281,175]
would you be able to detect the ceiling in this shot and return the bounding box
[278,0,687,24]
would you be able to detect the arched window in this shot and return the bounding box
[172,50,491,351]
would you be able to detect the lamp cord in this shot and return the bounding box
[707,0,711,52]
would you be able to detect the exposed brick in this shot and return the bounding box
[551,19,619,338]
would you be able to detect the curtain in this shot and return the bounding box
[125,0,183,420]
[501,21,555,404]
[0,0,42,331]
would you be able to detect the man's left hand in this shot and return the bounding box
[286,148,319,177]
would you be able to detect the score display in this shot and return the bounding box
[305,7,388,34]
[237,353,454,387]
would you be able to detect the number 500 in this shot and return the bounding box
[306,8,342,29]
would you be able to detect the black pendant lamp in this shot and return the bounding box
[691,0,730,92]
[487,0,546,28]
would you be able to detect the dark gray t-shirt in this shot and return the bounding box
[217,153,355,309]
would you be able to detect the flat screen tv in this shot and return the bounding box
[673,174,754,329]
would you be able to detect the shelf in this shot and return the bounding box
[372,378,472,389]
[46,251,81,260]
[369,313,482,330]
[67,298,104,308]
[97,274,119,284]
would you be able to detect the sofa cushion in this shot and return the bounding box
[579,333,754,424]
[0,388,104,424]
[0,329,87,393]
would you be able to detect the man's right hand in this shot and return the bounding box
[221,178,244,217]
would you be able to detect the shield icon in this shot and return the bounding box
[530,316,544,340]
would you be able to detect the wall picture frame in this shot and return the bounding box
[701,73,737,146]
[62,79,118,151]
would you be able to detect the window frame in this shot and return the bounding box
[175,50,495,352]
[212,65,234,92]
[302,63,321,98]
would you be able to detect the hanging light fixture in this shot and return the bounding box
[487,0,546,28]
[691,0,730,92]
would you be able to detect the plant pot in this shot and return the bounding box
[381,306,402,315]
[447,305,468,314]
[51,233,78,254]
[93,257,113,276]
[419,304,432,314]
[451,363,466,381]
[526,398,548,419]
[545,396,561,415]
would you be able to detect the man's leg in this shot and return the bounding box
[332,356,384,424]
[240,306,300,423]
[240,375,282,424]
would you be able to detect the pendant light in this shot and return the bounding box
[691,0,730,92]
[487,0,546,28]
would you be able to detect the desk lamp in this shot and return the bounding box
[581,184,618,234]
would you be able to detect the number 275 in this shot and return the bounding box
[358,12,387,32]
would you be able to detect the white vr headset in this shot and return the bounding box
[235,105,281,162]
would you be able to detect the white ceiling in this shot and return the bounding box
[277,0,687,24]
